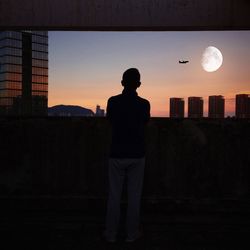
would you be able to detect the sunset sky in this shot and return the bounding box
[48,31,250,117]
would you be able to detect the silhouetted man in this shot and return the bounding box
[104,68,150,243]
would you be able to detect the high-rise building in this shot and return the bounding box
[170,97,184,118]
[0,31,48,116]
[236,94,250,118]
[208,95,225,118]
[188,97,203,118]
[96,105,105,117]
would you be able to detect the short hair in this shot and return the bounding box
[122,68,140,86]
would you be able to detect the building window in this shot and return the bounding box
[32,91,48,97]
[0,64,22,73]
[1,55,22,64]
[0,47,22,56]
[32,67,48,76]
[32,83,48,91]
[32,43,48,52]
[32,59,48,68]
[0,72,22,81]
[0,38,22,48]
[32,35,48,45]
[32,51,48,60]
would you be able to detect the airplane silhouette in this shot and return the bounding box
[179,60,189,64]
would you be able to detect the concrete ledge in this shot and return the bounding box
[0,0,250,30]
[0,117,250,201]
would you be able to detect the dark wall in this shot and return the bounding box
[0,117,249,202]
[0,0,250,30]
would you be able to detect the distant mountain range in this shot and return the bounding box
[48,105,94,117]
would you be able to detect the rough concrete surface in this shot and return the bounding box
[0,0,250,30]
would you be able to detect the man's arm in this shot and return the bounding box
[145,100,151,122]
[106,97,112,121]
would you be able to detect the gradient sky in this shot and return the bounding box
[48,31,250,117]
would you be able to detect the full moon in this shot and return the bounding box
[201,46,223,72]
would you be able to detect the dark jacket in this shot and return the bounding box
[107,89,150,158]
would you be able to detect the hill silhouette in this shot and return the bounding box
[48,105,94,116]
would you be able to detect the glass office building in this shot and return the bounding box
[0,31,48,116]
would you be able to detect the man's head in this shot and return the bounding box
[121,68,141,90]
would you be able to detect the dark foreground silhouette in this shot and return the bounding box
[1,202,250,250]
[1,117,250,249]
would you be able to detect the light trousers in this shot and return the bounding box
[105,157,145,241]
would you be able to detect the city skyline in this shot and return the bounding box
[48,31,250,117]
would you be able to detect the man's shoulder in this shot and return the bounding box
[108,93,150,107]
[107,95,123,110]
[137,96,150,107]
[108,94,123,103]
